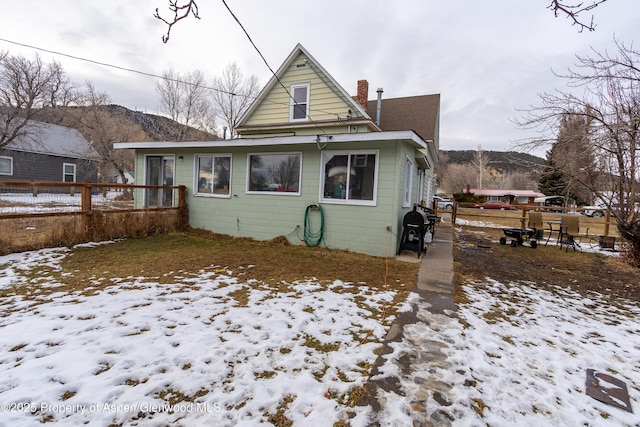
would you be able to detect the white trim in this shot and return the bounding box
[114,130,427,150]
[0,156,13,175]
[320,149,379,207]
[246,151,302,196]
[62,162,76,182]
[193,153,232,198]
[403,156,414,208]
[289,83,310,122]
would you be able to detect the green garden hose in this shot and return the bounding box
[304,204,324,247]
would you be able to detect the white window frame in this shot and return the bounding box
[0,156,13,175]
[246,152,302,196]
[194,153,232,198]
[63,162,76,182]
[320,149,379,206]
[403,156,414,207]
[289,83,310,122]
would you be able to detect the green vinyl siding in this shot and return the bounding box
[132,139,423,256]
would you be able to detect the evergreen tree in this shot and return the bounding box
[537,148,566,196]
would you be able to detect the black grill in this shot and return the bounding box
[399,206,436,257]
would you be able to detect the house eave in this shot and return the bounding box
[114,130,428,150]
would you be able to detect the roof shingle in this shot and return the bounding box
[365,94,440,142]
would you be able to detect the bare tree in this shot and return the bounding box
[153,0,609,43]
[156,68,217,140]
[0,52,78,149]
[439,163,478,195]
[211,62,259,139]
[56,82,136,186]
[154,0,199,43]
[516,40,640,266]
[471,145,492,189]
[269,156,300,191]
[548,0,608,32]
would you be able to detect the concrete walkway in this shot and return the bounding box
[358,215,458,426]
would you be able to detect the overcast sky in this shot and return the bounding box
[1,1,638,156]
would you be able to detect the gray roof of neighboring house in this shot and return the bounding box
[366,94,440,142]
[4,120,101,161]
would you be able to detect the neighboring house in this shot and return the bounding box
[0,120,101,183]
[468,188,544,205]
[115,43,440,257]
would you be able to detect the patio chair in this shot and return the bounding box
[559,215,589,251]
[528,212,545,241]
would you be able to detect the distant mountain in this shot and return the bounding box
[440,150,545,175]
[37,104,219,143]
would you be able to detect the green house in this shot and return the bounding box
[115,44,440,257]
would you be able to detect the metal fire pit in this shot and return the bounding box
[586,369,633,413]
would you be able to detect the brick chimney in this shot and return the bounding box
[354,80,369,109]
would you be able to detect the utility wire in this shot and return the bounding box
[0,33,354,125]
[0,36,234,98]
[220,0,330,137]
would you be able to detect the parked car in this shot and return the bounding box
[433,195,453,210]
[580,206,606,217]
[474,200,513,210]
[534,195,578,213]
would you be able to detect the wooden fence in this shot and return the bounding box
[0,181,188,254]
[451,203,618,239]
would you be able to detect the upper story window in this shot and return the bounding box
[195,154,232,197]
[247,152,302,195]
[63,163,76,182]
[0,156,12,175]
[320,150,379,206]
[290,84,309,121]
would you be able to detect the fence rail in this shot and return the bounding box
[0,181,188,255]
[451,204,618,238]
[0,181,185,218]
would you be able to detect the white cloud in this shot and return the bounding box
[1,0,638,155]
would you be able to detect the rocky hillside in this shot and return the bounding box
[38,105,219,143]
[440,150,545,175]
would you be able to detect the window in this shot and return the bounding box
[247,153,301,194]
[0,156,12,175]
[63,163,76,182]
[403,156,414,207]
[290,84,309,121]
[321,150,378,205]
[195,154,231,197]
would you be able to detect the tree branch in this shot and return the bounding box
[154,0,200,43]
[548,0,608,32]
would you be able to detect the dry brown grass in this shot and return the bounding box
[0,210,184,256]
[453,218,640,304]
[2,229,419,313]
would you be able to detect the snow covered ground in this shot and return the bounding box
[0,191,131,214]
[1,236,638,426]
[369,280,639,426]
[0,244,406,426]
